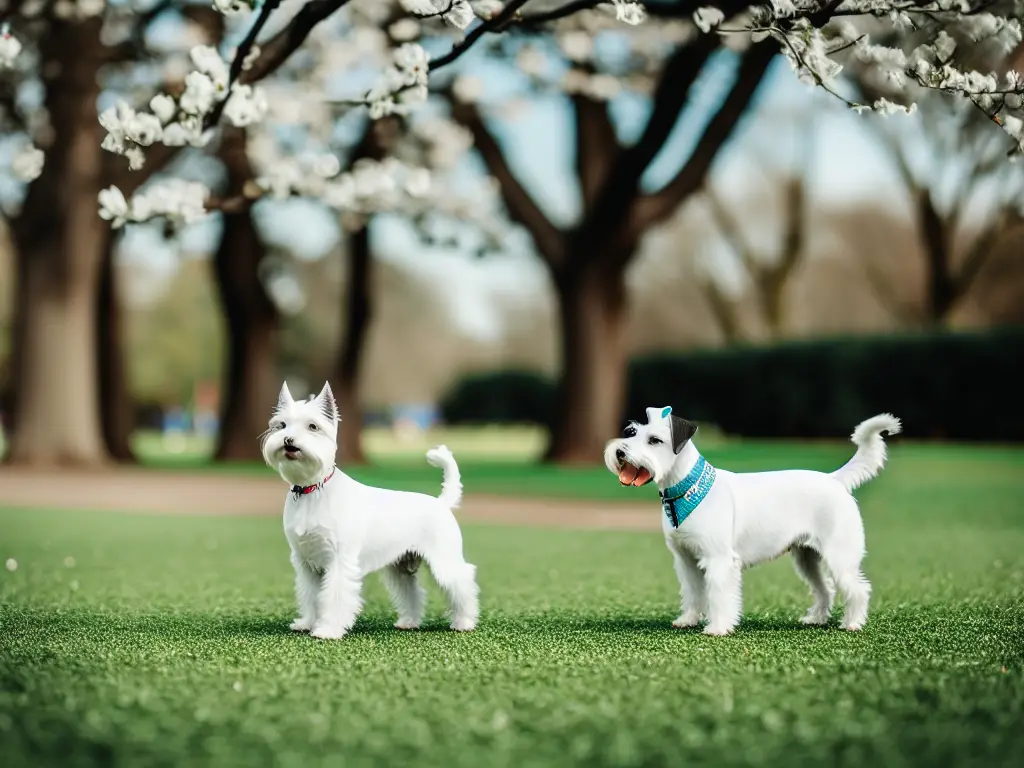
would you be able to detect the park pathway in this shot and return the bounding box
[0,468,659,531]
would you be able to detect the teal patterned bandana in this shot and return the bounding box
[660,455,717,528]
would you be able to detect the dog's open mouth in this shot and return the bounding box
[283,446,301,461]
[618,462,653,487]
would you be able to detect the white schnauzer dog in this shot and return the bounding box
[261,381,479,640]
[604,407,901,635]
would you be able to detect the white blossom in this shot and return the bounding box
[470,1,503,19]
[77,0,106,17]
[4,558,16,572]
[872,98,917,117]
[180,71,220,115]
[612,1,645,26]
[389,18,421,42]
[693,8,725,34]
[452,75,484,103]
[557,31,593,63]
[770,0,796,17]
[213,0,249,15]
[399,0,437,14]
[1002,115,1024,140]
[125,146,146,170]
[0,24,22,67]
[124,111,163,146]
[190,45,229,87]
[98,186,130,228]
[223,84,268,126]
[150,94,177,124]
[400,0,475,29]
[443,0,476,30]
[136,179,209,225]
[12,145,44,182]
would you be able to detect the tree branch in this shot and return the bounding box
[201,0,351,129]
[106,143,182,196]
[518,0,605,25]
[956,208,1021,298]
[630,40,775,235]
[565,32,719,267]
[704,185,757,275]
[573,91,620,215]
[699,274,743,344]
[429,0,531,71]
[448,97,565,266]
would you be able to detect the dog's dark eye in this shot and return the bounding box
[308,423,318,431]
[623,425,637,437]
[648,436,662,445]
[275,421,285,430]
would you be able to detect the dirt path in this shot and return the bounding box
[0,468,661,532]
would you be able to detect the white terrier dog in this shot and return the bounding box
[261,381,479,640]
[604,407,901,635]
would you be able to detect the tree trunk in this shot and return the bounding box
[213,130,278,461]
[7,20,109,466]
[545,259,629,464]
[332,224,373,465]
[97,230,135,461]
[917,189,956,324]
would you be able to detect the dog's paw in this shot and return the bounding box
[800,613,830,626]
[310,624,347,640]
[703,623,736,636]
[842,622,863,632]
[672,613,702,629]
[289,617,314,632]
[450,618,477,632]
[393,619,421,631]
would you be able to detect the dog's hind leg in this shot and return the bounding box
[702,554,743,636]
[429,557,479,632]
[670,547,706,628]
[821,498,871,631]
[381,558,426,630]
[792,546,834,626]
[829,564,871,631]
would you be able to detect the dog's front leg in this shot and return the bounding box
[670,548,706,628]
[289,551,319,632]
[311,553,364,640]
[702,554,742,636]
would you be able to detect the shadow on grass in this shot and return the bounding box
[7,606,845,648]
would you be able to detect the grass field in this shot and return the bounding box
[2,443,1023,767]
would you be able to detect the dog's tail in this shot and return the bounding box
[831,414,902,493]
[426,445,463,510]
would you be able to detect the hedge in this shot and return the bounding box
[440,327,1024,441]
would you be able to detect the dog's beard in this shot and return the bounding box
[604,440,655,487]
[262,433,335,486]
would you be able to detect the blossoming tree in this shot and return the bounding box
[1,2,229,465]
[4,0,1024,465]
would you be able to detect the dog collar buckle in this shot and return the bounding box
[660,456,716,528]
[291,467,336,499]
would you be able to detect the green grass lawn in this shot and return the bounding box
[2,444,1023,767]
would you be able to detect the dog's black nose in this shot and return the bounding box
[284,436,295,447]
[616,449,625,462]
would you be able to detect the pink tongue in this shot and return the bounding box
[618,464,638,485]
[631,467,652,487]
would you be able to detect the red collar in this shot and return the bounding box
[291,468,335,498]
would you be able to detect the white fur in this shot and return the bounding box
[604,408,901,636]
[262,381,479,640]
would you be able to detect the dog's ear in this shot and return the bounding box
[314,381,339,424]
[669,415,697,454]
[276,382,294,411]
